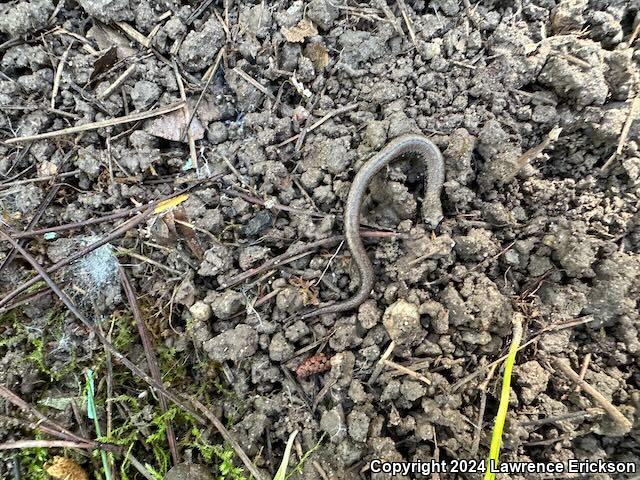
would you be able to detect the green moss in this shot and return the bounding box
[17,311,77,381]
[18,447,49,480]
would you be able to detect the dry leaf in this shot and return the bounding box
[304,42,330,70]
[45,456,88,480]
[144,110,205,142]
[87,23,136,60]
[89,46,118,83]
[281,19,317,43]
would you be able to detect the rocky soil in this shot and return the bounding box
[1,0,640,479]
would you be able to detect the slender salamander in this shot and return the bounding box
[301,134,445,319]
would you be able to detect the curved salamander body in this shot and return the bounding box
[302,134,445,319]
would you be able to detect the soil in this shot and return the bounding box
[1,0,640,479]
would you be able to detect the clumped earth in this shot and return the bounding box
[1,0,640,479]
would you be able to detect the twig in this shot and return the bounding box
[471,364,497,457]
[225,187,329,218]
[50,43,72,109]
[192,398,264,480]
[117,248,185,275]
[0,169,80,188]
[3,102,185,144]
[97,63,137,100]
[173,61,199,173]
[116,21,151,48]
[219,231,401,289]
[552,358,632,431]
[383,359,431,385]
[451,316,595,392]
[368,341,396,385]
[119,266,179,465]
[232,67,275,100]
[181,47,225,142]
[314,241,343,286]
[601,95,640,170]
[9,204,146,239]
[396,0,417,45]
[0,183,60,276]
[0,440,94,450]
[0,385,91,445]
[514,125,562,172]
[275,103,359,148]
[574,353,591,393]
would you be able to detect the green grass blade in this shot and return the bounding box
[484,318,523,480]
[273,430,298,480]
[85,369,113,480]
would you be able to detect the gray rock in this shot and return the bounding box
[164,463,214,480]
[514,360,550,405]
[198,244,232,277]
[539,39,608,107]
[307,0,340,30]
[76,0,131,23]
[0,0,54,36]
[207,290,244,319]
[454,228,499,262]
[320,406,346,443]
[179,17,225,72]
[130,80,161,111]
[284,320,310,343]
[188,301,212,322]
[275,286,304,314]
[268,332,294,362]
[238,246,270,270]
[400,379,427,402]
[203,324,258,362]
[347,409,370,443]
[242,210,273,238]
[358,299,381,329]
[383,300,423,347]
[420,301,449,335]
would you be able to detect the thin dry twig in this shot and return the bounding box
[601,95,640,170]
[383,359,431,385]
[275,104,358,148]
[173,61,199,172]
[368,341,396,385]
[119,266,179,465]
[219,231,401,289]
[0,183,60,276]
[233,66,275,100]
[450,316,595,392]
[574,352,591,393]
[182,46,225,142]
[0,440,94,450]
[97,63,137,100]
[0,385,91,445]
[552,358,632,431]
[4,102,185,144]
[225,187,329,219]
[395,0,417,45]
[51,43,72,109]
[191,398,264,480]
[9,204,147,239]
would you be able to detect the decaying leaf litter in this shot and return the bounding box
[1,0,640,479]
